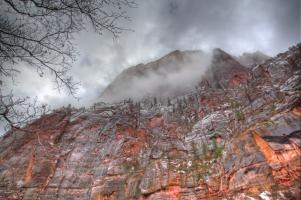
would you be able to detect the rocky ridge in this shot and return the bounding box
[0,44,300,200]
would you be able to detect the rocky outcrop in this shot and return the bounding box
[207,111,301,199]
[204,48,250,89]
[0,44,300,200]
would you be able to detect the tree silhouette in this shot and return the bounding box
[0,0,136,132]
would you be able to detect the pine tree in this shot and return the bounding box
[167,97,172,106]
[153,97,157,105]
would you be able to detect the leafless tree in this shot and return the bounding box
[0,89,48,131]
[0,0,136,133]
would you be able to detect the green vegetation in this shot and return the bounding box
[191,142,200,157]
[0,176,8,187]
[271,103,276,111]
[212,139,224,158]
[201,142,209,158]
[186,142,211,181]
[235,110,245,121]
[188,140,224,182]
[124,159,139,172]
[190,159,211,181]
[271,184,282,200]
[231,101,240,109]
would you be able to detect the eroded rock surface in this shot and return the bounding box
[0,44,300,200]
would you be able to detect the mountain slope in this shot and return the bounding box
[100,48,251,102]
[0,44,300,200]
[100,49,209,102]
[203,48,250,89]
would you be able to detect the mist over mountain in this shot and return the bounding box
[2,0,298,110]
[99,48,259,102]
[236,51,271,67]
[0,0,300,199]
[100,50,211,102]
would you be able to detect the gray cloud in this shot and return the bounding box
[99,50,213,102]
[4,0,301,109]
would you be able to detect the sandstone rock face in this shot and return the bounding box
[0,44,300,200]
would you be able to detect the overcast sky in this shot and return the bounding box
[6,0,301,109]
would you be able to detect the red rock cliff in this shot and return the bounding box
[0,44,300,200]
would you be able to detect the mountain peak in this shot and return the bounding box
[100,48,264,102]
[202,48,250,89]
[212,48,236,61]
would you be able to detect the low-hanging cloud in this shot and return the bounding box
[4,0,300,109]
[99,50,213,102]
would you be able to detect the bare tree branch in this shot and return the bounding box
[0,89,49,132]
[0,0,136,133]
